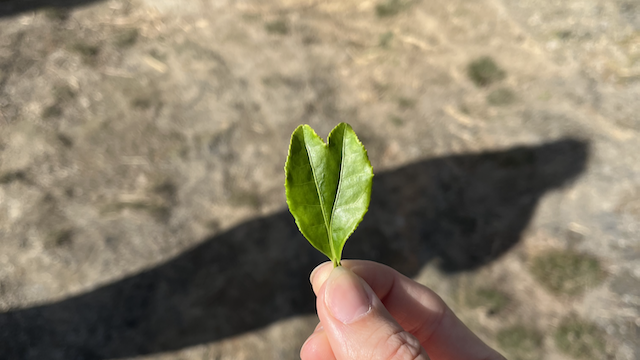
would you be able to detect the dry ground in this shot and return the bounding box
[0,0,639,359]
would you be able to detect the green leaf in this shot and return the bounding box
[285,123,373,267]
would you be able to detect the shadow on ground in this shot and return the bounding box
[0,139,588,359]
[0,0,102,18]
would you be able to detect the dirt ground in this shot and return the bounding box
[0,0,639,359]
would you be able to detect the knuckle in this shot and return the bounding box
[385,330,425,360]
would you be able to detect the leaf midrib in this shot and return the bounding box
[329,125,347,261]
[303,132,334,260]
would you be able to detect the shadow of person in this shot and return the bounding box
[0,138,588,359]
[0,0,102,18]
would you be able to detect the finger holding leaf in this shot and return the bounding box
[284,123,374,267]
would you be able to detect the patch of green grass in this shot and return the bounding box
[554,317,606,360]
[152,180,177,204]
[72,43,100,57]
[149,48,167,61]
[379,31,394,48]
[53,84,76,103]
[261,74,302,89]
[555,30,572,40]
[43,84,75,120]
[496,325,543,360]
[71,42,100,65]
[397,96,416,109]
[114,28,139,48]
[57,133,74,148]
[46,228,74,248]
[530,250,605,296]
[389,115,404,126]
[265,20,289,35]
[131,96,153,109]
[466,288,510,315]
[487,87,516,106]
[467,56,506,87]
[0,170,27,184]
[376,0,406,17]
[42,104,63,119]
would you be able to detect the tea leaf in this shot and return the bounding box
[285,123,373,266]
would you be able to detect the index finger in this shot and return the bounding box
[310,260,505,360]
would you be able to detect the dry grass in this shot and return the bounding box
[530,250,605,296]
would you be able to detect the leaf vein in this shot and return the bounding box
[329,125,347,259]
[334,191,366,209]
[304,136,332,248]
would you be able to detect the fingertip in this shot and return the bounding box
[310,262,333,295]
[309,262,328,283]
[315,267,428,360]
[323,266,374,324]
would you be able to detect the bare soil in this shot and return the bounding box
[1,0,639,359]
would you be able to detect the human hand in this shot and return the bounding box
[300,260,506,360]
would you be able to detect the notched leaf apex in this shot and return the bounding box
[284,123,373,265]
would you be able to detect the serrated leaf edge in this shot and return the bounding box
[284,125,331,259]
[284,123,373,267]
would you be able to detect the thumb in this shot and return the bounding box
[317,266,429,360]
